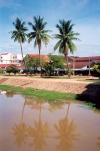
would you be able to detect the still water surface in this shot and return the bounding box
[0,92,100,151]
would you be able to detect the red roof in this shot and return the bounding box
[0,64,25,69]
[0,53,9,55]
[69,56,100,69]
[0,64,12,68]
[69,61,90,69]
[28,54,50,62]
[75,56,100,62]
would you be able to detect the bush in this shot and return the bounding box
[0,67,3,74]
[6,67,20,75]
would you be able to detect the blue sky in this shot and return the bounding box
[0,0,100,56]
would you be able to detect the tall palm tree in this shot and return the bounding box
[10,18,28,65]
[53,20,80,78]
[28,16,51,75]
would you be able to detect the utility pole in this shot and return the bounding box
[88,56,91,76]
[73,56,75,76]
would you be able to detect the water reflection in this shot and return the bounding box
[27,99,50,151]
[12,99,28,147]
[54,103,79,151]
[5,91,14,98]
[12,122,28,147]
[97,137,100,149]
[0,93,100,151]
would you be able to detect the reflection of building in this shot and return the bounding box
[0,52,25,69]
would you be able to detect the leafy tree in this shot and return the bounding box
[53,20,80,78]
[43,61,55,77]
[6,67,12,75]
[92,62,100,77]
[6,67,20,75]
[12,67,20,75]
[49,55,64,69]
[0,68,2,73]
[10,18,28,65]
[28,16,51,76]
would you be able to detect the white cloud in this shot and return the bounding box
[0,0,21,8]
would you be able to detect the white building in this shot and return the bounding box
[0,52,24,66]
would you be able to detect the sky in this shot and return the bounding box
[0,0,100,57]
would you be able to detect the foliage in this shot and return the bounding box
[12,67,20,74]
[10,18,28,65]
[92,62,100,77]
[6,67,12,75]
[6,67,20,75]
[43,61,55,76]
[28,16,51,75]
[0,67,3,73]
[53,20,80,77]
[49,55,64,69]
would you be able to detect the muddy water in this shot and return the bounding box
[0,93,100,151]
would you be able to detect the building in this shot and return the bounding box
[0,52,24,69]
[69,56,100,75]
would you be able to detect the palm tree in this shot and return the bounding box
[10,18,28,65]
[53,20,80,78]
[28,16,51,76]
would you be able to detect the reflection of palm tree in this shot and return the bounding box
[48,102,63,112]
[97,137,100,149]
[12,122,28,147]
[12,100,28,147]
[5,91,14,98]
[54,103,79,151]
[27,100,50,151]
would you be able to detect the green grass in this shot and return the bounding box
[0,85,76,102]
[0,84,98,109]
[85,79,100,83]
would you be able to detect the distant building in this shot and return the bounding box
[69,56,100,75]
[0,52,25,69]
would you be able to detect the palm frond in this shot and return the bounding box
[54,40,62,51]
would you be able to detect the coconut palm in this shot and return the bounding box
[53,20,80,78]
[28,16,51,76]
[10,18,28,65]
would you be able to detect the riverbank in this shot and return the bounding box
[0,75,100,108]
[0,75,99,94]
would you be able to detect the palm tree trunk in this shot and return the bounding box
[66,55,71,78]
[20,42,25,66]
[38,44,42,77]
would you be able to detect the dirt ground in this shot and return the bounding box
[0,75,99,94]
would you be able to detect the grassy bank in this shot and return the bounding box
[0,84,76,102]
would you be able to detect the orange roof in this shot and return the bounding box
[28,54,50,62]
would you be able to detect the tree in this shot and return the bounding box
[0,67,3,74]
[28,16,51,76]
[49,55,64,69]
[10,18,28,65]
[53,20,80,78]
[6,67,20,75]
[92,62,100,78]
[6,67,12,75]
